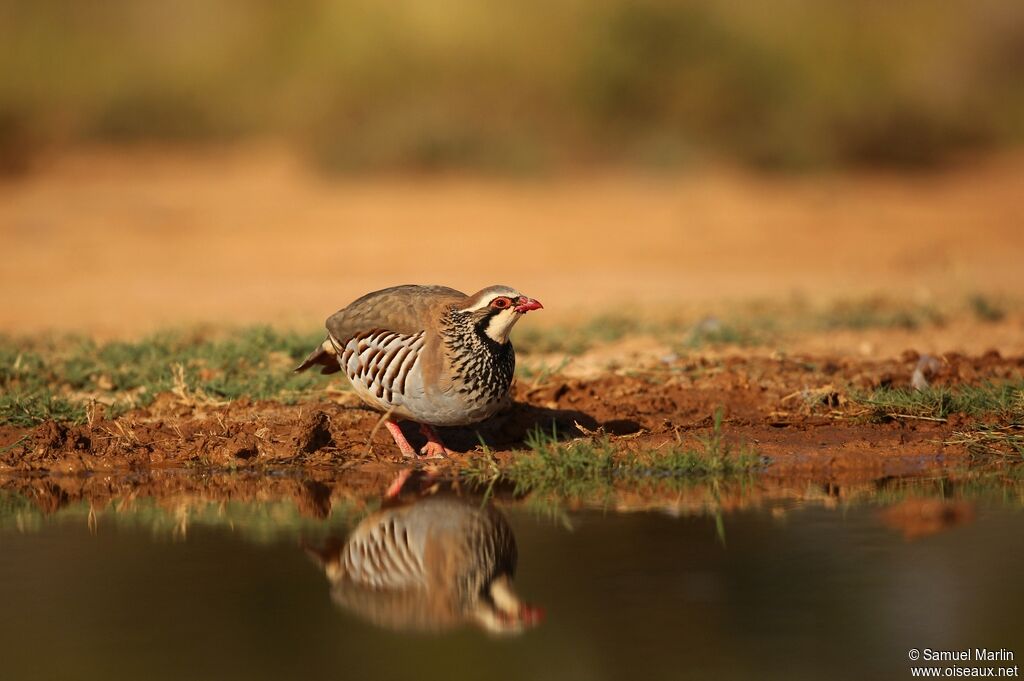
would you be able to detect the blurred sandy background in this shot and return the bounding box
[1,0,1023,336]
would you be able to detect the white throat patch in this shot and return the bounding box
[483,309,521,344]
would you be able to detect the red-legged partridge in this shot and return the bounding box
[296,284,543,458]
[310,495,543,635]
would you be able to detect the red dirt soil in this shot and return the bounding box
[3,348,1020,483]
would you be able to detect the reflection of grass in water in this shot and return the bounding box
[4,468,1024,544]
[0,504,45,535]
[0,493,366,543]
[463,410,759,500]
[859,468,1024,507]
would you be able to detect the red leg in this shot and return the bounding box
[384,468,413,499]
[419,424,454,459]
[385,420,417,458]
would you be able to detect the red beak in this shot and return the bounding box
[514,296,543,313]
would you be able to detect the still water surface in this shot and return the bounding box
[1,475,1022,681]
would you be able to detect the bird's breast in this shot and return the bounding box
[334,329,513,426]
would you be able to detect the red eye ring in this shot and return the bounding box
[491,297,511,309]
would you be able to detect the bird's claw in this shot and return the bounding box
[418,442,451,459]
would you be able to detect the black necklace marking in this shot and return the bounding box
[442,308,515,400]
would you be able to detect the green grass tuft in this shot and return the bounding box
[969,294,1007,323]
[683,318,765,349]
[860,382,1024,465]
[515,315,767,357]
[859,382,1024,422]
[813,300,946,332]
[515,315,645,356]
[0,327,334,426]
[462,410,758,498]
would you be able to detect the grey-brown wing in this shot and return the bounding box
[325,284,465,343]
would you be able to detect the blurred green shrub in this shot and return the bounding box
[1,0,1022,174]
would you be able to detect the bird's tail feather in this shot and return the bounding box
[295,338,342,375]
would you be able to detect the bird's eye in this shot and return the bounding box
[491,297,511,309]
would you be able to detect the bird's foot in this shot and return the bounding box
[418,441,452,459]
[418,424,455,459]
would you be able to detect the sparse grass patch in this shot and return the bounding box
[811,299,946,332]
[857,382,1024,422]
[462,411,758,498]
[946,426,1024,463]
[0,391,85,427]
[969,294,1007,323]
[857,381,1024,465]
[514,296,1015,362]
[0,327,334,426]
[682,317,766,349]
[516,357,573,384]
[515,314,770,357]
[515,315,649,355]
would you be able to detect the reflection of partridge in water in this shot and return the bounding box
[310,496,543,635]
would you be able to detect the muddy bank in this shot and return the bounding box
[2,350,1021,479]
